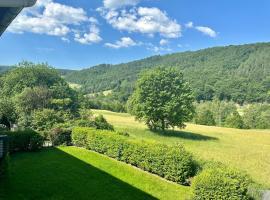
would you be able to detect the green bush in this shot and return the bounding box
[0,154,10,178]
[72,127,197,185]
[74,119,96,128]
[93,115,114,131]
[194,109,216,126]
[48,128,72,146]
[192,166,252,200]
[1,130,44,153]
[225,111,245,129]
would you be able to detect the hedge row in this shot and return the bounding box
[192,165,252,200]
[72,127,197,185]
[0,130,44,153]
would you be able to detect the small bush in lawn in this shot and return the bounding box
[72,127,197,185]
[94,115,114,131]
[192,165,252,200]
[49,128,72,146]
[0,154,10,178]
[1,129,44,152]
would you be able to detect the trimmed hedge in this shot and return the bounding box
[0,130,44,153]
[192,166,252,200]
[72,127,197,185]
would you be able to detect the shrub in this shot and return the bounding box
[93,115,114,131]
[1,130,44,153]
[74,119,96,128]
[192,166,252,200]
[225,111,245,129]
[242,104,270,129]
[194,109,216,126]
[72,127,197,185]
[48,128,72,146]
[0,154,10,178]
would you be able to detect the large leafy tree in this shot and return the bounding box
[128,68,195,131]
[0,62,79,130]
[0,97,17,129]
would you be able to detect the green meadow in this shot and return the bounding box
[94,110,270,188]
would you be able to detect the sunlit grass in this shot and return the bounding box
[94,109,270,188]
[0,146,190,200]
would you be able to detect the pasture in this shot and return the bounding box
[94,110,270,188]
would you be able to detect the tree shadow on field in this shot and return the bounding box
[152,130,218,141]
[0,147,157,200]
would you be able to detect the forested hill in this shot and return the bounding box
[0,66,13,74]
[65,42,270,103]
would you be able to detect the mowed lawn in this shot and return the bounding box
[0,146,190,200]
[94,110,270,188]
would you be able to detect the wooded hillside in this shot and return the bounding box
[65,42,270,103]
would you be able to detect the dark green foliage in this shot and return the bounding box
[72,127,198,185]
[15,86,52,114]
[94,115,114,131]
[0,62,79,132]
[192,166,252,200]
[0,97,17,129]
[75,119,96,128]
[194,100,237,127]
[31,109,65,132]
[74,114,114,131]
[128,68,195,130]
[225,111,245,129]
[0,154,10,178]
[0,130,43,153]
[0,66,13,74]
[82,94,127,113]
[194,110,216,126]
[65,43,270,104]
[0,62,64,97]
[48,128,72,146]
[242,104,270,129]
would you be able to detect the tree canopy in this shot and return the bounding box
[128,68,194,131]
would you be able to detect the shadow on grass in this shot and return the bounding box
[0,148,156,200]
[152,130,218,141]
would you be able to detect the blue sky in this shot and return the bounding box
[0,0,270,69]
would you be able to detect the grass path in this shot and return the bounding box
[0,147,190,200]
[94,110,270,188]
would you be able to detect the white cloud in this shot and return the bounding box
[160,39,169,46]
[185,21,193,28]
[61,37,70,43]
[8,0,102,44]
[74,25,102,45]
[105,37,138,49]
[99,7,181,38]
[104,0,140,9]
[195,26,217,38]
[147,45,172,53]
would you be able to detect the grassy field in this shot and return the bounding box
[0,146,190,200]
[94,110,270,188]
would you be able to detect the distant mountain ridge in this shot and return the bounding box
[65,42,270,103]
[0,66,13,74]
[0,66,75,77]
